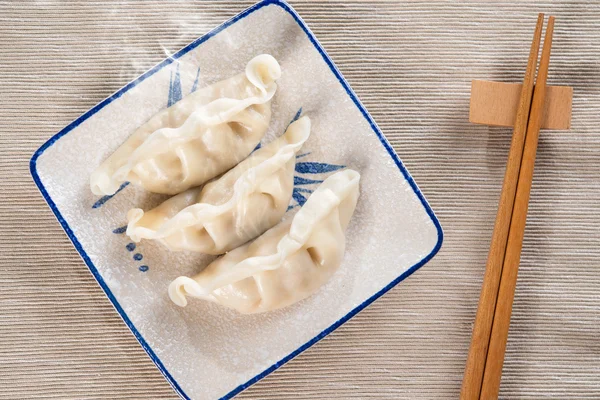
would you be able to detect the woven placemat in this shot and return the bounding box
[1,1,599,398]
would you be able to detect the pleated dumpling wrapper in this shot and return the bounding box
[90,54,282,195]
[169,169,361,314]
[126,116,311,255]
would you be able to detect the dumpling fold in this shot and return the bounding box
[90,54,282,195]
[169,169,361,314]
[126,116,311,255]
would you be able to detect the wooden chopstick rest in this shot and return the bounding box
[470,80,572,130]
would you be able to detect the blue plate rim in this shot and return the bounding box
[29,1,444,399]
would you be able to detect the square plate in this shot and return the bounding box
[30,1,443,398]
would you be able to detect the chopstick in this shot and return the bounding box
[460,14,545,400]
[480,16,555,399]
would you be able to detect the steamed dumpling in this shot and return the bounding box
[126,116,311,255]
[90,54,282,195]
[169,169,361,314]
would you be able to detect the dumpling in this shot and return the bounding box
[126,116,311,255]
[169,169,361,314]
[90,54,282,195]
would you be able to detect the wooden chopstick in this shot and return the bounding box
[460,14,544,400]
[479,16,555,400]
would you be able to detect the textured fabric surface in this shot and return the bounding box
[1,1,599,399]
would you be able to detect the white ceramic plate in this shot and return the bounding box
[30,1,443,398]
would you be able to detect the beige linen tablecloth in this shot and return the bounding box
[1,1,599,398]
